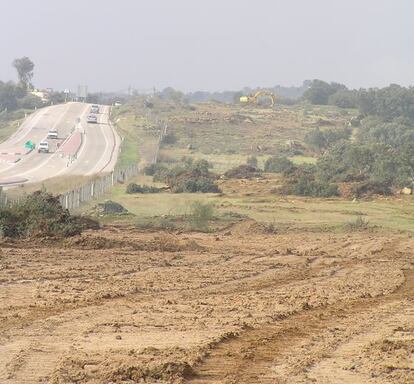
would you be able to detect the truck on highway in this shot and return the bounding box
[47,130,58,139]
[90,105,100,114]
[87,115,98,124]
[38,141,49,153]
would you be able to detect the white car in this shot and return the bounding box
[90,105,100,114]
[47,130,58,139]
[87,115,98,124]
[38,141,49,153]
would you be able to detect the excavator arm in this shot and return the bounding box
[239,91,275,107]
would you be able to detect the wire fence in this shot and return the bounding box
[0,164,140,211]
[58,164,140,210]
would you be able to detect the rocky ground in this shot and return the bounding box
[0,223,413,383]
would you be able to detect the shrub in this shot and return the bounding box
[144,163,167,176]
[305,127,352,152]
[0,191,97,238]
[160,133,177,146]
[97,200,128,215]
[156,153,177,164]
[344,215,370,231]
[224,164,260,179]
[264,156,295,174]
[349,181,392,197]
[291,175,339,197]
[126,183,161,194]
[278,165,339,197]
[174,176,221,193]
[153,160,220,193]
[190,201,215,231]
[246,156,258,168]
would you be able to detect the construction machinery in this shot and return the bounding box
[239,91,276,107]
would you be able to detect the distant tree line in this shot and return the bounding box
[303,79,414,119]
[156,81,310,104]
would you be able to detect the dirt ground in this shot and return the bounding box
[0,224,413,383]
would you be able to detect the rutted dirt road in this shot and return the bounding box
[0,224,413,383]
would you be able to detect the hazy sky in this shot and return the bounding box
[1,0,413,93]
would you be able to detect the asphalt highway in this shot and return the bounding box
[0,102,120,186]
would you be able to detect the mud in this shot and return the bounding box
[0,227,413,383]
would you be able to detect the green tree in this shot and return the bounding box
[0,81,22,112]
[12,57,34,90]
[304,80,347,105]
[264,156,295,174]
[304,128,326,151]
[328,90,358,108]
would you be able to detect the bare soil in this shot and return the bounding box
[0,226,413,383]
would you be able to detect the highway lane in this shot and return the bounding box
[64,105,121,176]
[0,102,120,186]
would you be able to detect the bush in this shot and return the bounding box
[344,215,370,231]
[190,201,215,231]
[305,127,351,152]
[126,183,161,194]
[246,156,258,168]
[290,175,339,197]
[156,153,177,164]
[153,160,220,193]
[278,165,339,197]
[224,164,260,179]
[349,181,392,197]
[97,200,127,215]
[174,176,221,193]
[160,133,177,146]
[0,191,97,238]
[144,163,167,176]
[264,156,295,174]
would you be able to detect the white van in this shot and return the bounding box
[38,141,49,153]
[47,130,58,139]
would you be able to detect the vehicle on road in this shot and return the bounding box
[87,115,98,124]
[47,130,58,139]
[38,141,49,153]
[90,105,100,114]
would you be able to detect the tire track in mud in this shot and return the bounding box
[186,243,414,384]
[1,234,410,383]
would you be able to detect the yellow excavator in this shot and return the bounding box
[239,91,276,107]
